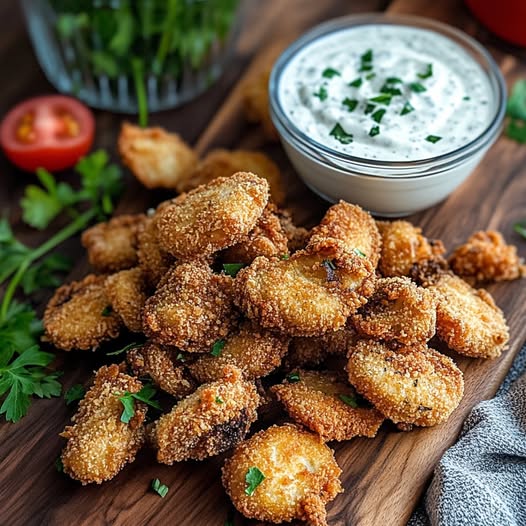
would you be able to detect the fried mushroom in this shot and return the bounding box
[222,424,342,526]
[276,208,310,253]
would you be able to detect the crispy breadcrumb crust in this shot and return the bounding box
[221,203,289,264]
[156,172,269,260]
[377,220,445,277]
[127,341,196,398]
[276,208,310,253]
[429,273,510,358]
[81,214,146,273]
[310,202,381,269]
[143,262,238,352]
[152,367,260,463]
[44,274,122,351]
[347,340,464,426]
[177,149,285,205]
[235,238,375,337]
[352,277,437,345]
[60,364,146,485]
[118,122,197,190]
[448,230,526,284]
[272,370,384,441]
[222,424,342,525]
[105,267,149,332]
[187,321,290,383]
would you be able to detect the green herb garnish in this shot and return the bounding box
[410,82,427,93]
[245,467,265,496]
[506,119,526,143]
[380,84,402,96]
[119,384,161,424]
[222,263,245,277]
[55,457,64,473]
[215,396,224,404]
[417,63,433,79]
[348,77,363,88]
[313,85,328,101]
[287,372,300,383]
[107,342,143,356]
[329,123,353,145]
[463,96,471,101]
[353,248,367,257]
[386,77,403,84]
[339,394,359,408]
[322,67,340,78]
[151,478,169,498]
[425,135,442,144]
[400,101,414,116]
[514,221,526,239]
[371,109,386,123]
[211,339,226,357]
[65,384,85,405]
[280,254,290,260]
[369,125,380,137]
[321,259,338,281]
[370,94,392,105]
[507,80,526,120]
[343,98,358,112]
[365,72,376,80]
[364,103,376,115]
[359,49,373,71]
[101,305,113,317]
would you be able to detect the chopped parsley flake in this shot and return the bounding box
[222,263,245,277]
[417,63,433,79]
[386,77,403,84]
[361,49,373,62]
[359,64,373,72]
[425,135,442,143]
[380,84,402,96]
[343,98,358,112]
[410,82,427,93]
[215,396,224,404]
[339,394,359,408]
[365,72,376,80]
[348,77,363,88]
[322,67,340,78]
[211,339,226,357]
[313,85,328,101]
[463,96,471,101]
[364,103,376,115]
[280,253,290,260]
[371,108,386,123]
[329,123,353,144]
[118,384,161,424]
[514,221,526,239]
[245,467,265,496]
[101,305,113,317]
[370,94,392,105]
[369,125,380,137]
[176,352,186,362]
[151,478,169,498]
[400,101,415,116]
[287,372,300,383]
[353,248,366,257]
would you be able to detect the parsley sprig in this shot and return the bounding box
[118,384,161,424]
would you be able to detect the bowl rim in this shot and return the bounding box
[269,12,506,174]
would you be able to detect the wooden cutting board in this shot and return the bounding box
[1,1,525,525]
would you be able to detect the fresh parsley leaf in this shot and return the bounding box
[280,254,290,260]
[0,301,42,357]
[369,125,380,137]
[370,94,392,105]
[361,49,373,62]
[410,82,427,93]
[313,85,328,101]
[107,342,144,356]
[506,119,526,143]
[359,64,373,72]
[400,101,415,116]
[417,63,433,79]
[118,384,161,423]
[339,394,359,408]
[215,396,224,404]
[222,263,245,277]
[425,135,442,144]
[176,352,186,362]
[101,305,113,317]
[245,467,265,496]
[353,248,366,257]
[65,384,85,405]
[211,339,226,357]
[322,67,340,78]
[329,123,353,145]
[287,372,300,383]
[348,77,363,88]
[151,478,169,498]
[371,109,386,124]
[514,221,526,239]
[0,219,31,285]
[343,98,358,112]
[507,79,526,120]
[20,253,72,295]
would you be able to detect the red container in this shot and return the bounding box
[465,0,526,47]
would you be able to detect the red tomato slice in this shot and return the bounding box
[0,95,95,172]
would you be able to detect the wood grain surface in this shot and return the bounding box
[1,1,525,525]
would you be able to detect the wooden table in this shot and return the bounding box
[1,1,525,525]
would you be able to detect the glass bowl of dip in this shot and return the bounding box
[269,14,506,217]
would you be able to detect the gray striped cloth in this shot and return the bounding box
[409,343,526,526]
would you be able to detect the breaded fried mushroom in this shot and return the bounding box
[44,274,122,351]
[127,342,195,398]
[310,202,381,269]
[143,262,238,352]
[105,267,149,332]
[60,364,146,484]
[347,340,464,426]
[272,370,384,442]
[352,277,437,345]
[156,172,269,260]
[235,238,375,336]
[428,273,509,358]
[187,321,289,383]
[276,208,310,253]
[152,366,260,463]
[377,220,445,277]
[222,424,342,526]
[118,122,197,190]
[448,230,526,284]
[177,149,285,205]
[81,214,146,273]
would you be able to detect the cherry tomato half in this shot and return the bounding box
[0,95,95,172]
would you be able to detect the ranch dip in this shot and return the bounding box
[277,24,494,161]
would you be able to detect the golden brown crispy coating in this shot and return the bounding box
[448,230,526,284]
[156,172,269,260]
[429,273,509,358]
[235,238,375,337]
[222,424,342,525]
[241,70,279,141]
[221,203,289,264]
[284,328,357,370]
[310,202,381,269]
[81,214,146,273]
[143,262,238,352]
[136,216,176,287]
[377,220,446,277]
[276,208,310,254]
[152,367,260,463]
[127,341,196,398]
[118,122,197,190]
[187,321,289,383]
[60,364,146,484]
[352,277,437,345]
[272,370,384,442]
[44,274,122,351]
[177,149,285,205]
[105,268,149,333]
[347,340,464,426]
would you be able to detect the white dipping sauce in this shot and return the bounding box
[278,25,494,161]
